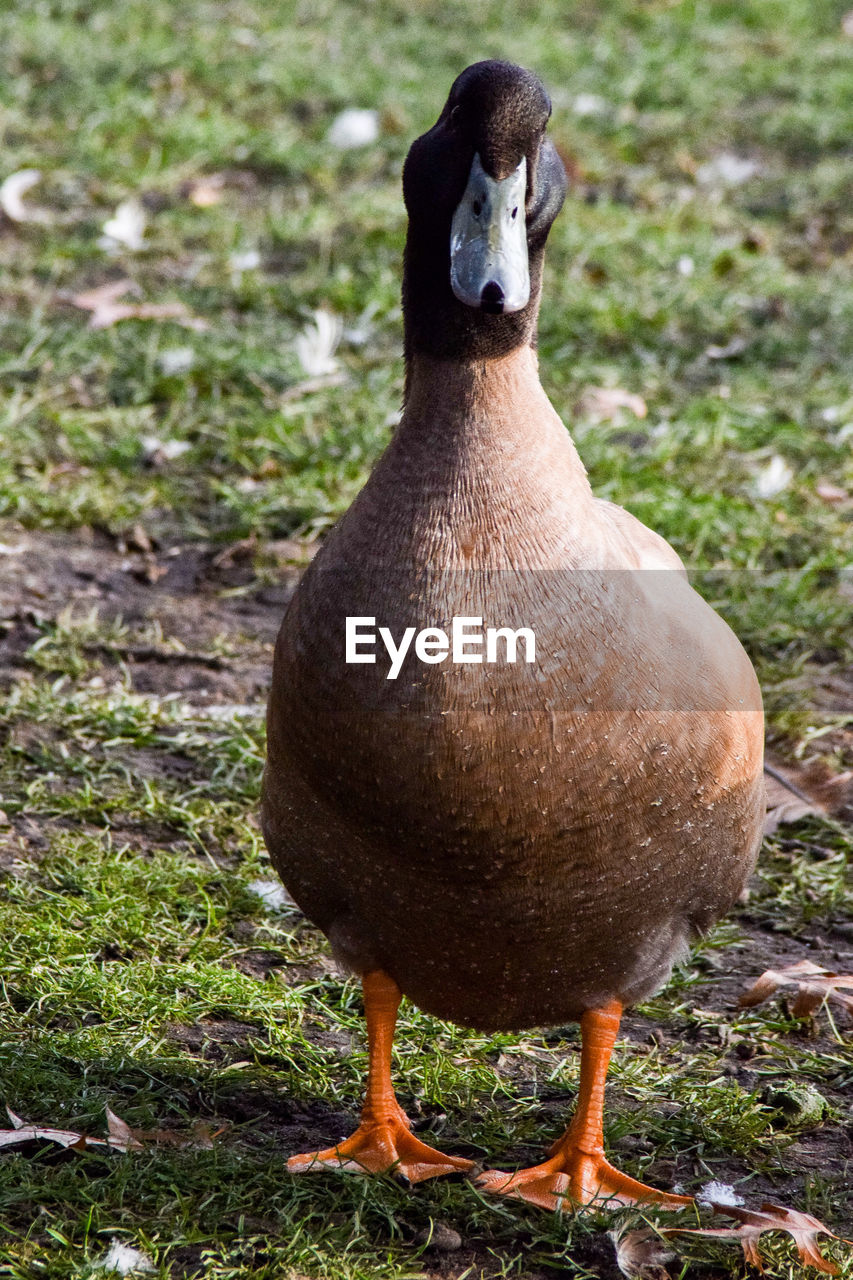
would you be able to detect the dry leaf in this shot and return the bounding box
[71,280,208,331]
[106,1106,144,1152]
[0,1106,216,1156]
[671,1202,846,1274]
[815,481,849,504]
[610,1227,674,1280]
[763,757,853,833]
[739,960,853,1019]
[578,387,647,424]
[0,1117,87,1151]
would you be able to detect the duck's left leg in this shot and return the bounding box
[475,1000,691,1211]
[288,970,474,1183]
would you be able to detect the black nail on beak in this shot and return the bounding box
[480,281,505,314]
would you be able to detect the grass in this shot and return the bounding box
[0,0,851,1275]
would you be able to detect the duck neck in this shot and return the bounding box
[399,344,573,458]
[377,346,590,568]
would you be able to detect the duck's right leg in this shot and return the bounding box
[475,1001,692,1210]
[288,969,474,1183]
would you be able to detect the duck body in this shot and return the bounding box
[262,345,764,1032]
[262,60,765,1204]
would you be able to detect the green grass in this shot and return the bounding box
[0,0,851,1275]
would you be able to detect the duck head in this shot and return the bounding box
[402,61,568,363]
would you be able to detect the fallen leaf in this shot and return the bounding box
[577,387,647,424]
[842,10,853,36]
[0,169,52,223]
[106,1106,144,1152]
[610,1227,674,1280]
[739,960,853,1019]
[671,1202,845,1274]
[71,280,208,331]
[0,1128,86,1150]
[815,481,849,504]
[763,756,853,833]
[0,1106,216,1156]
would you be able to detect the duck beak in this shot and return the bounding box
[450,153,530,314]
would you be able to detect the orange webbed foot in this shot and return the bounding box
[475,1001,693,1214]
[475,1149,692,1211]
[288,1110,473,1183]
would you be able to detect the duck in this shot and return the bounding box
[261,59,765,1210]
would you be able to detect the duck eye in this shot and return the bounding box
[511,206,518,219]
[472,198,482,217]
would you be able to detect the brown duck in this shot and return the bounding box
[262,60,765,1209]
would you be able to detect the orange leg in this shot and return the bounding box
[476,1001,692,1211]
[288,970,473,1183]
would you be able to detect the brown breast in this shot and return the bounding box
[261,346,765,1031]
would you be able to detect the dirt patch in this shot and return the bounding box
[0,523,303,705]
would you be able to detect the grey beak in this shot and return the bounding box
[450,153,529,314]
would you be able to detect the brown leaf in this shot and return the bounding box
[70,280,208,331]
[129,1120,224,1149]
[739,960,853,1018]
[0,1125,89,1150]
[610,1227,674,1280]
[106,1106,144,1152]
[0,1106,96,1152]
[763,756,853,834]
[671,1202,846,1274]
[0,1106,215,1156]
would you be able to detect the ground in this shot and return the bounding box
[1,529,850,1278]
[0,0,852,1276]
